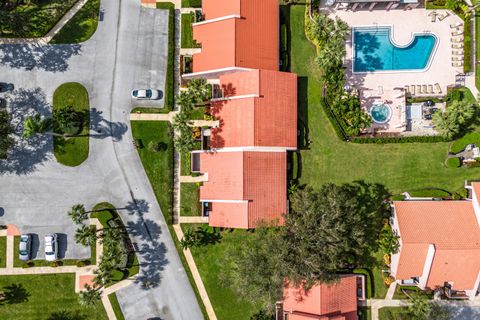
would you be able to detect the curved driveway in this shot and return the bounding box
[0,0,203,319]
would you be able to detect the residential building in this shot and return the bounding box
[184,0,298,229]
[390,182,480,299]
[278,275,364,320]
[183,0,279,79]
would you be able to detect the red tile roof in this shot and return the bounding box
[283,276,358,320]
[393,200,480,290]
[199,151,287,228]
[210,69,298,148]
[192,0,279,73]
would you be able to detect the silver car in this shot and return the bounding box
[19,234,31,261]
[131,89,161,100]
[44,234,58,261]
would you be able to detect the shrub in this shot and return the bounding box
[446,157,462,168]
[22,262,33,268]
[384,275,394,286]
[50,261,59,268]
[76,260,86,267]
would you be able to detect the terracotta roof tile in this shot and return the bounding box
[210,70,297,148]
[393,201,480,290]
[198,151,287,228]
[283,276,357,320]
[192,0,279,73]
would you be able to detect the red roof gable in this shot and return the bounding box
[210,70,298,148]
[199,151,287,228]
[192,0,279,73]
[283,276,358,320]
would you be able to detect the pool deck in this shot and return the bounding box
[323,7,463,97]
[361,88,406,133]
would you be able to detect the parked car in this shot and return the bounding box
[0,83,14,92]
[131,89,161,100]
[44,233,58,261]
[19,234,32,261]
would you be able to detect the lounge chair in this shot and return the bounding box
[431,13,436,23]
[452,44,463,49]
[428,85,434,94]
[404,85,410,94]
[452,62,464,67]
[434,83,442,94]
[451,38,463,43]
[452,31,463,37]
[438,11,450,21]
[452,56,463,61]
[422,85,428,93]
[450,21,463,28]
[452,50,464,55]
[410,85,416,95]
[416,85,422,94]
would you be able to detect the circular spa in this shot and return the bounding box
[370,104,392,124]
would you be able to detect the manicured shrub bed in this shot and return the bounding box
[447,157,462,168]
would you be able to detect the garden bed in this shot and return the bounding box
[53,82,90,167]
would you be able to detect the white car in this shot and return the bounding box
[131,89,161,100]
[44,234,58,261]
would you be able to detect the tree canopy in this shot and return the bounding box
[0,110,14,159]
[433,100,477,139]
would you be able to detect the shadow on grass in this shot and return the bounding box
[0,283,30,304]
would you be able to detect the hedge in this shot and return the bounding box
[351,135,449,144]
[450,132,480,154]
[464,17,472,73]
[352,269,373,299]
[447,157,462,168]
[281,24,288,52]
[408,189,451,198]
[157,2,175,110]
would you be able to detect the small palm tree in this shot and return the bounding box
[188,78,210,104]
[68,204,88,225]
[78,284,101,307]
[176,91,195,113]
[22,113,54,139]
[93,265,113,287]
[75,225,97,247]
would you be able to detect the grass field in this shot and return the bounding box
[0,237,5,268]
[180,183,201,216]
[0,0,77,37]
[184,225,261,319]
[286,5,480,194]
[108,293,125,320]
[0,274,106,319]
[378,306,409,320]
[53,82,90,167]
[51,0,100,43]
[181,13,199,48]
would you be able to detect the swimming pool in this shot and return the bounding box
[353,26,437,72]
[370,104,392,124]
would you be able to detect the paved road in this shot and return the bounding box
[0,0,203,319]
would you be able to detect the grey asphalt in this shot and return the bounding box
[0,0,203,319]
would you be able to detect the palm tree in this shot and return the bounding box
[188,78,210,104]
[22,113,54,139]
[78,284,101,307]
[75,225,97,247]
[176,91,195,113]
[68,204,88,225]
[93,265,113,287]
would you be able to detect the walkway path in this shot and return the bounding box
[179,175,208,183]
[0,0,89,44]
[130,111,177,121]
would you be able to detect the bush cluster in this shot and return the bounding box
[446,157,462,168]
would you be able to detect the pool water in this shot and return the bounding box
[370,104,392,124]
[353,26,437,72]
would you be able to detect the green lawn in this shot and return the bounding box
[371,250,389,299]
[286,4,480,195]
[181,13,199,48]
[156,2,175,110]
[182,0,202,8]
[0,237,5,268]
[108,293,125,320]
[184,225,262,319]
[393,285,432,300]
[0,0,77,37]
[378,307,410,320]
[53,82,90,167]
[90,202,139,283]
[0,274,107,319]
[50,0,100,43]
[180,183,201,216]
